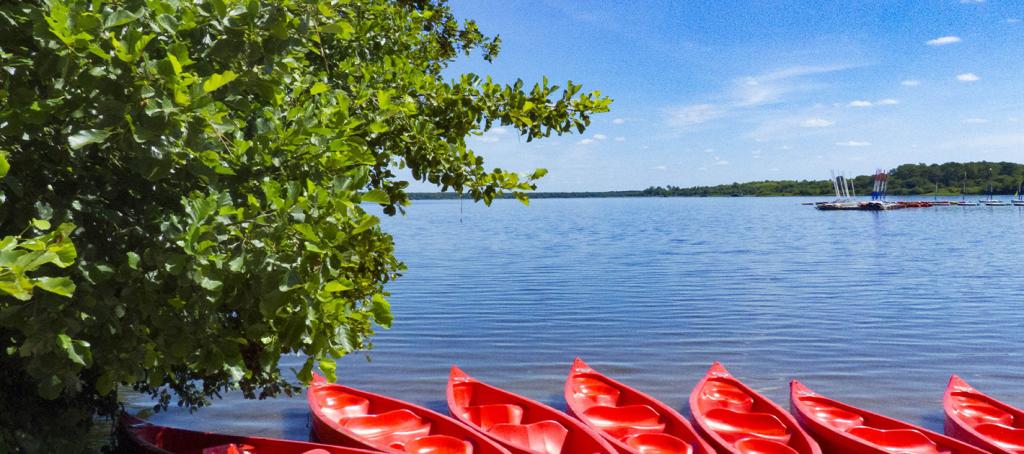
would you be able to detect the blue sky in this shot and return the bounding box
[429,0,1024,192]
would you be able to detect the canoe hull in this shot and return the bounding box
[564,357,714,454]
[943,375,1024,454]
[447,365,616,454]
[307,373,510,454]
[791,380,987,454]
[690,362,821,454]
[118,412,375,454]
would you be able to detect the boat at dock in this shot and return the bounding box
[815,171,861,210]
[980,183,1010,206]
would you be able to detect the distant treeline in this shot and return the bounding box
[409,161,1024,200]
[643,161,1024,197]
[409,191,646,200]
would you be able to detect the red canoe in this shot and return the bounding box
[447,365,616,454]
[944,374,1024,453]
[791,380,987,454]
[118,412,376,454]
[564,357,714,454]
[307,373,511,454]
[689,363,820,454]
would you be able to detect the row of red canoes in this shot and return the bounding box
[121,359,1024,454]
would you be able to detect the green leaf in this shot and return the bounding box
[0,151,9,178]
[310,82,330,95]
[103,9,138,28]
[36,276,75,297]
[126,252,140,270]
[31,219,51,230]
[361,190,389,204]
[68,129,111,150]
[351,215,379,234]
[319,358,337,382]
[322,20,354,38]
[57,334,86,366]
[324,279,353,292]
[370,294,393,327]
[203,71,238,93]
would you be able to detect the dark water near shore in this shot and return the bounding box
[126,197,1024,441]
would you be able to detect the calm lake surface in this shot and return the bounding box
[127,197,1024,441]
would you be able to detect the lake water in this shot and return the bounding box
[126,197,1024,442]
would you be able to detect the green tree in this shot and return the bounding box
[0,0,610,450]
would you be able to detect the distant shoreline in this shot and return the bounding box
[411,160,1023,200]
[409,192,1004,200]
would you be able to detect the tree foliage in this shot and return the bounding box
[643,161,1024,197]
[0,0,610,450]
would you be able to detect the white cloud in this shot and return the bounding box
[593,134,607,140]
[956,73,980,82]
[611,118,626,125]
[473,127,508,143]
[1008,18,1022,24]
[731,64,862,107]
[715,159,730,166]
[927,36,962,46]
[654,165,668,171]
[665,104,725,127]
[836,140,871,147]
[577,138,596,145]
[613,136,626,142]
[702,148,715,153]
[848,100,873,107]
[801,118,835,127]
[901,80,921,87]
[963,118,989,124]
[960,0,984,3]
[877,98,899,105]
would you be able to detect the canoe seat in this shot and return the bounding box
[300,451,332,454]
[734,438,799,454]
[796,397,866,432]
[404,434,475,454]
[341,409,432,449]
[700,379,755,412]
[950,394,1015,428]
[579,404,666,439]
[466,404,524,430]
[704,408,791,444]
[487,420,568,454]
[847,426,939,453]
[975,423,1024,451]
[313,389,371,423]
[622,433,693,454]
[570,375,623,409]
[202,444,256,454]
